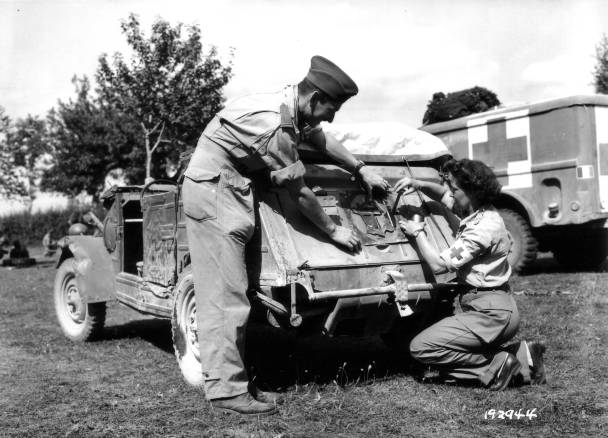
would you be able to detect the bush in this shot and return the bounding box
[422,86,501,125]
[0,204,106,247]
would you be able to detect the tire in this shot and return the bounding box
[171,267,203,387]
[54,258,106,341]
[498,208,538,273]
[552,230,608,270]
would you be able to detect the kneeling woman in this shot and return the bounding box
[396,158,545,390]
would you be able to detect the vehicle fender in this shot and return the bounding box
[57,235,116,303]
[497,190,541,227]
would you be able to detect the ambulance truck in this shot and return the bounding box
[422,95,608,272]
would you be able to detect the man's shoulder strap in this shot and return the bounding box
[279,103,295,130]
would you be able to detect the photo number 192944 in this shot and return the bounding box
[484,408,538,420]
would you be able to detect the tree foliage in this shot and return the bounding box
[593,34,608,94]
[8,114,52,197]
[422,86,501,125]
[96,14,233,182]
[0,108,28,198]
[40,76,139,198]
[36,14,232,198]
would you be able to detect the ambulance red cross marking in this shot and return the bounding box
[471,117,527,169]
[450,246,465,261]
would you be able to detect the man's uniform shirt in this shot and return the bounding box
[185,85,321,186]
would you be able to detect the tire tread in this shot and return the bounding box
[498,208,538,273]
[54,258,106,342]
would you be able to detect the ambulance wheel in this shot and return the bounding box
[498,209,538,273]
[54,257,106,342]
[553,232,608,270]
[171,267,203,387]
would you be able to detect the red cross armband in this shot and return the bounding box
[439,240,474,271]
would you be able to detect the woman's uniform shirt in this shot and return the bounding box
[435,202,516,342]
[438,205,512,288]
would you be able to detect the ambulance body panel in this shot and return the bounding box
[423,95,608,270]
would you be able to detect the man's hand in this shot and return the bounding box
[394,177,420,195]
[329,225,362,253]
[358,166,390,201]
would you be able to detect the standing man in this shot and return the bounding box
[182,56,389,415]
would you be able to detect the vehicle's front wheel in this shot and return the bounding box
[54,258,106,341]
[171,267,203,386]
[498,208,538,273]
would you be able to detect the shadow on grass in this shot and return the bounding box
[35,260,58,268]
[246,324,413,391]
[99,316,414,390]
[102,318,174,354]
[516,253,608,276]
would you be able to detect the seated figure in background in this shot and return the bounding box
[9,240,30,259]
[0,230,9,259]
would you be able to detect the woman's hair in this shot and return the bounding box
[442,158,502,205]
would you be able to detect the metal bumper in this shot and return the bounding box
[308,270,459,303]
[307,281,460,302]
[254,271,461,326]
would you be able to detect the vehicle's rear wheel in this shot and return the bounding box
[498,208,538,273]
[54,258,106,341]
[171,267,203,386]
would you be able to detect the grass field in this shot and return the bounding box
[1,253,607,437]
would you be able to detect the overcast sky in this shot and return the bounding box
[1,0,607,127]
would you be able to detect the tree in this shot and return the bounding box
[8,114,52,198]
[96,14,233,182]
[41,76,139,199]
[422,86,501,125]
[0,107,27,198]
[593,34,608,94]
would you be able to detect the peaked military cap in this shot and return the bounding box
[305,55,358,103]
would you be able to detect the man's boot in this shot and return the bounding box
[250,385,285,405]
[210,393,278,416]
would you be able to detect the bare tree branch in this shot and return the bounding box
[148,120,162,135]
[150,122,165,154]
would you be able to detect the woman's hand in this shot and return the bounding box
[399,219,425,237]
[394,177,420,195]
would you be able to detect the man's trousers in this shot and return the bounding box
[182,163,255,400]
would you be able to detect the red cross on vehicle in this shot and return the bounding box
[471,117,527,168]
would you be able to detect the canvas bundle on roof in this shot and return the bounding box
[322,121,451,161]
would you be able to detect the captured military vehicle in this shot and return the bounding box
[53,145,464,386]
